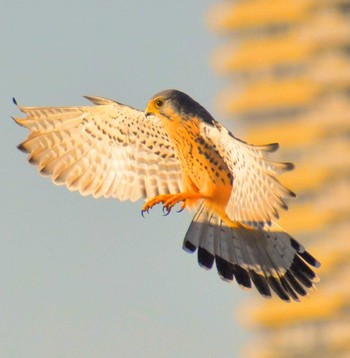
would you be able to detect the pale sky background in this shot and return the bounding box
[1,1,249,357]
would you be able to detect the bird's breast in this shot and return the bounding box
[164,118,233,208]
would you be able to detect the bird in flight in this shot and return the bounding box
[13,89,320,301]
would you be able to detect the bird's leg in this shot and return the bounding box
[141,192,207,216]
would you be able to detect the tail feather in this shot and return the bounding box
[183,203,320,302]
[183,203,207,253]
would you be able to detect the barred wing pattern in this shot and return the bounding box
[201,121,295,226]
[13,96,183,201]
[183,202,320,302]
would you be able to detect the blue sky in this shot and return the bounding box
[1,1,249,357]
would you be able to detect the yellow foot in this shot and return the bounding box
[162,193,189,215]
[141,192,206,217]
[141,194,173,216]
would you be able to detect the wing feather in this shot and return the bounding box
[14,97,183,201]
[200,121,295,225]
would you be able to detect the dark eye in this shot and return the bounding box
[155,99,164,108]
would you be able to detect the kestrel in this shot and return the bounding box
[13,89,320,301]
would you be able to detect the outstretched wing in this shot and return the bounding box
[201,121,295,225]
[13,96,182,201]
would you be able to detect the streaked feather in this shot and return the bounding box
[13,97,183,201]
[201,121,295,226]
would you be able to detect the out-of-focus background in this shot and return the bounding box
[1,1,349,357]
[208,0,350,357]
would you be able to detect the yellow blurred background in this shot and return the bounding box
[207,0,350,356]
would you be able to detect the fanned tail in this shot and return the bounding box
[183,203,320,302]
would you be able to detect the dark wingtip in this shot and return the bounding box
[280,200,288,210]
[17,143,28,153]
[12,97,18,106]
[284,162,295,171]
[272,208,279,219]
[288,189,297,198]
[267,143,279,152]
[83,95,94,103]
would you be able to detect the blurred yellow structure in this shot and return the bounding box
[208,1,350,357]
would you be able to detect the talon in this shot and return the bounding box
[141,209,146,218]
[141,204,151,217]
[177,201,186,213]
[141,192,204,217]
[162,203,174,215]
[162,205,171,214]
[141,209,149,218]
[163,207,171,216]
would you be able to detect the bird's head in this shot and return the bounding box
[145,89,215,125]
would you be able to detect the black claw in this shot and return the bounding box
[141,208,150,218]
[162,206,171,216]
[177,206,185,213]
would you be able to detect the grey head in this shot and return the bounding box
[149,89,215,125]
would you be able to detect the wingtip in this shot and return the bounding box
[83,95,97,104]
[17,142,28,153]
[288,189,297,198]
[266,143,279,152]
[284,162,295,171]
[12,116,26,127]
[83,95,115,105]
[12,97,18,106]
